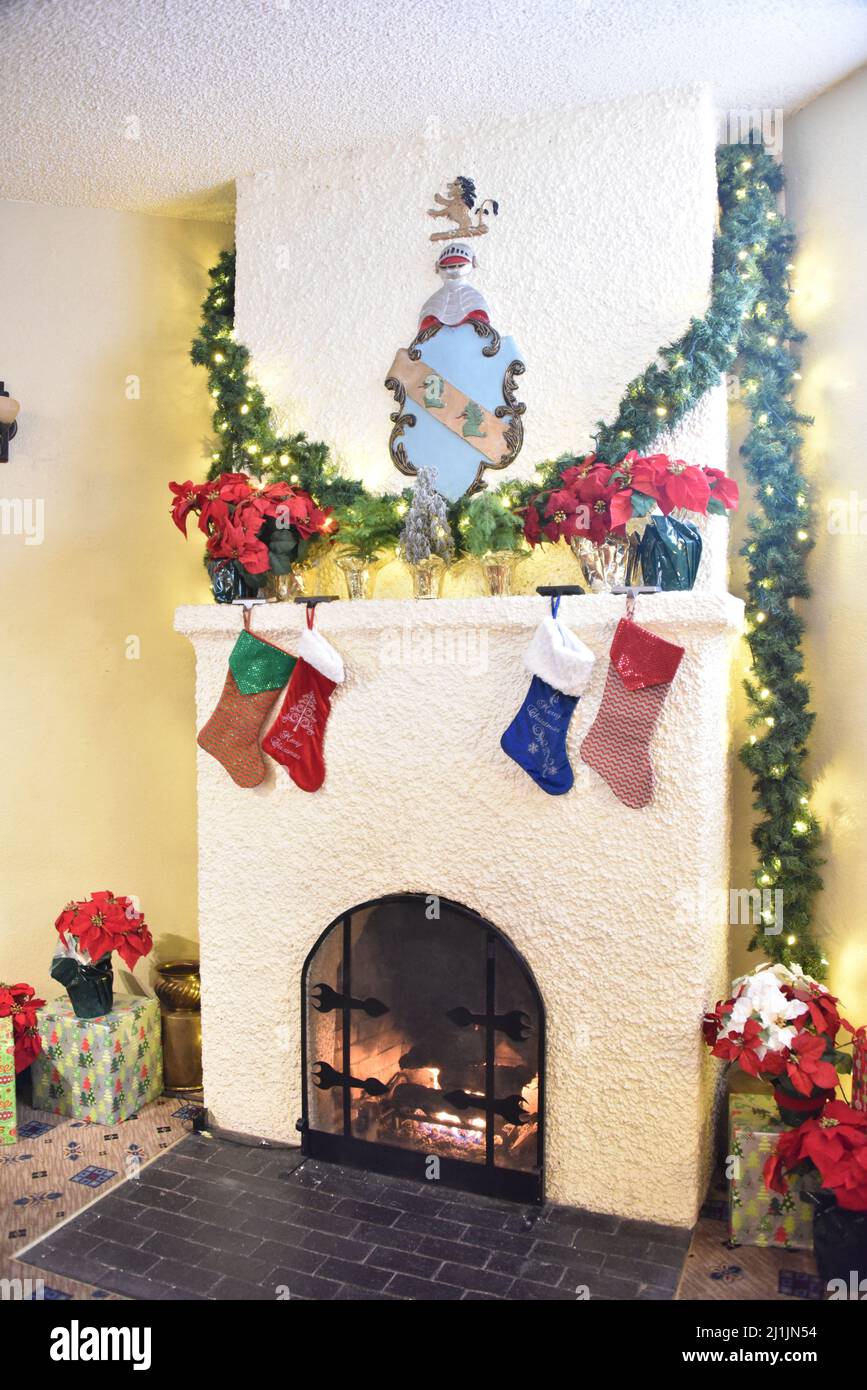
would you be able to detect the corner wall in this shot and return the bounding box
[0,200,230,997]
[729,66,867,1026]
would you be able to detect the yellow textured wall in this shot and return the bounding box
[0,201,229,998]
[729,66,867,1031]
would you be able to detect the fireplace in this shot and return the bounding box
[178,590,740,1225]
[299,894,544,1202]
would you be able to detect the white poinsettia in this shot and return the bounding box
[718,963,810,1057]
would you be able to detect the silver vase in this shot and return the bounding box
[409,554,446,599]
[336,553,383,601]
[570,533,642,592]
[479,550,523,597]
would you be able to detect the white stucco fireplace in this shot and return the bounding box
[176,584,741,1227]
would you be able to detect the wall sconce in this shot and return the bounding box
[0,382,20,463]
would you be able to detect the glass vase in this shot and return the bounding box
[336,553,383,601]
[569,532,642,592]
[409,555,446,599]
[264,565,317,602]
[479,550,523,597]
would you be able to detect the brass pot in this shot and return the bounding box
[152,960,203,1097]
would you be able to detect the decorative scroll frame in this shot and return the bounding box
[385,321,526,497]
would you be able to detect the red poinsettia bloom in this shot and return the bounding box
[560,454,598,489]
[765,1101,867,1211]
[702,1002,725,1047]
[207,517,271,573]
[575,468,621,542]
[0,981,46,1072]
[55,893,154,973]
[658,460,711,515]
[711,1018,785,1077]
[783,983,849,1042]
[169,481,201,537]
[704,467,739,511]
[542,487,586,542]
[784,1031,840,1097]
[522,503,543,547]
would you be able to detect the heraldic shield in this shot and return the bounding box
[386,321,526,500]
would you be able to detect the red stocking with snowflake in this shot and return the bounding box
[262,609,345,792]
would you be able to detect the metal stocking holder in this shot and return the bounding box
[610,583,661,619]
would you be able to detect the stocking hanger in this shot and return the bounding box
[535,584,585,619]
[610,584,660,620]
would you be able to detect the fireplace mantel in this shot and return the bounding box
[176,590,742,1225]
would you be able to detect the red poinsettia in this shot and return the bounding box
[207,516,271,574]
[783,1032,841,1097]
[765,1100,867,1211]
[575,467,621,542]
[0,981,46,1073]
[55,892,154,973]
[704,466,740,512]
[169,471,338,583]
[711,1018,785,1077]
[522,451,738,549]
[542,487,588,543]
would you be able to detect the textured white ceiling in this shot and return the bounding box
[5,0,867,220]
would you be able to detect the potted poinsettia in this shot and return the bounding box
[764,1100,867,1286]
[703,962,855,1127]
[169,472,338,602]
[521,451,738,591]
[53,892,154,1019]
[0,981,45,1072]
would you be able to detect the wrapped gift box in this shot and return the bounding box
[0,1016,15,1144]
[853,1029,867,1112]
[728,1093,813,1250]
[31,996,163,1123]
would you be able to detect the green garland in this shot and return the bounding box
[189,143,823,975]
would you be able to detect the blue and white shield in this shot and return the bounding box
[386,322,526,499]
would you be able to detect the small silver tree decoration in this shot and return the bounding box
[399,467,454,598]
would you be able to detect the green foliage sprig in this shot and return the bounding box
[336,491,406,562]
[455,491,524,558]
[188,147,823,973]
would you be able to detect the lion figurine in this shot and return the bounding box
[428,176,499,242]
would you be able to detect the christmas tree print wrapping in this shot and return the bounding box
[852,1028,867,1111]
[0,1017,16,1144]
[728,1093,813,1250]
[31,996,163,1124]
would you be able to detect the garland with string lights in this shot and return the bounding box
[188,143,822,974]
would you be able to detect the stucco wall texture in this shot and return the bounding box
[234,87,723,493]
[177,86,741,1225]
[177,591,742,1226]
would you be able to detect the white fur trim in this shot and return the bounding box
[523,616,595,696]
[298,627,345,684]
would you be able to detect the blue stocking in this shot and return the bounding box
[500,674,579,796]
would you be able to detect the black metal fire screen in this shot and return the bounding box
[299,894,544,1203]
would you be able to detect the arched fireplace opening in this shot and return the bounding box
[299,894,544,1203]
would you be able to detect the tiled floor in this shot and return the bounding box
[19,1132,690,1300]
[1,1096,197,1299]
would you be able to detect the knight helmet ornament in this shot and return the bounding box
[385,177,526,500]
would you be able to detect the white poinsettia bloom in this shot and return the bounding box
[764,1022,799,1053]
